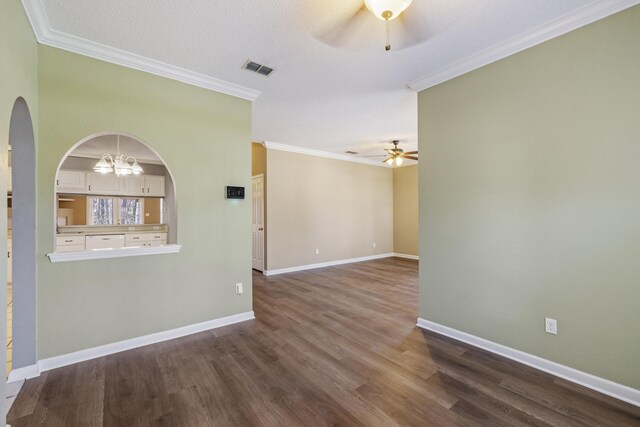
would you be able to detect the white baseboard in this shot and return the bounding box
[7,311,255,383]
[393,253,419,260]
[7,364,39,383]
[263,253,394,276]
[417,318,640,407]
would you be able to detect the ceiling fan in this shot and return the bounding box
[365,140,418,166]
[316,0,427,51]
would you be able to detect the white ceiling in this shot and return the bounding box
[69,134,162,164]
[30,0,633,161]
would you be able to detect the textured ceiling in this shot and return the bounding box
[39,0,603,158]
[70,135,161,164]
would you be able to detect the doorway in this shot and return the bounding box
[6,98,36,377]
[252,174,265,272]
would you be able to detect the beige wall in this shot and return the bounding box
[393,165,418,256]
[266,150,393,271]
[419,5,640,389]
[36,45,252,359]
[252,142,266,176]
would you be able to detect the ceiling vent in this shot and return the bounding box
[345,151,358,155]
[243,60,274,77]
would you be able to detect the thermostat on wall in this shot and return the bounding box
[226,186,245,199]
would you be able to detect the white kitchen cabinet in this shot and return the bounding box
[56,235,85,252]
[125,232,167,247]
[56,170,86,193]
[87,172,124,195]
[86,234,125,250]
[7,238,12,283]
[124,175,145,196]
[144,175,165,197]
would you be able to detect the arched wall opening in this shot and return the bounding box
[51,132,178,257]
[8,97,37,373]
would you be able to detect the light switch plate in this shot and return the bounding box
[236,283,243,295]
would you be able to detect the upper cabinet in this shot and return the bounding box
[56,170,165,197]
[87,172,124,195]
[56,170,86,193]
[144,175,165,197]
[123,175,164,197]
[124,175,145,196]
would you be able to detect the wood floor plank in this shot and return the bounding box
[7,258,638,426]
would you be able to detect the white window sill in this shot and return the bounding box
[47,244,182,263]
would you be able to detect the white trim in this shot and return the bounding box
[6,364,39,383]
[4,379,24,397]
[264,253,394,276]
[417,318,640,407]
[47,244,182,262]
[408,0,640,92]
[7,311,255,383]
[393,253,419,260]
[20,0,260,102]
[263,141,389,168]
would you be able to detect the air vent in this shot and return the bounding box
[243,60,274,77]
[345,151,358,155]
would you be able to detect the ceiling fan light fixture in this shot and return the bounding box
[364,0,413,21]
[395,156,403,166]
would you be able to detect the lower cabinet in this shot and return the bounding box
[7,238,12,283]
[56,235,86,252]
[86,234,125,250]
[56,232,167,251]
[125,233,167,247]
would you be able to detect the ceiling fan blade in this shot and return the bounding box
[402,155,419,161]
[314,3,371,48]
[404,151,418,155]
[382,156,394,164]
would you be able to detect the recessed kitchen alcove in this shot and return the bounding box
[48,132,181,262]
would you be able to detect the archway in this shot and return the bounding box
[53,132,178,252]
[7,98,36,374]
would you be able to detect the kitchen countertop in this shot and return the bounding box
[57,224,168,236]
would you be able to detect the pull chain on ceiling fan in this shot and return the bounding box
[364,0,413,50]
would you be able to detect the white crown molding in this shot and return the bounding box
[408,0,640,92]
[20,0,261,102]
[417,318,640,407]
[8,311,255,383]
[47,244,182,263]
[263,253,394,276]
[263,141,390,168]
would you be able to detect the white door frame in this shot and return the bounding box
[251,174,265,272]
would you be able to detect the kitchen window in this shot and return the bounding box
[88,197,146,225]
[120,197,144,225]
[89,197,114,225]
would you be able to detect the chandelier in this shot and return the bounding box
[93,135,143,177]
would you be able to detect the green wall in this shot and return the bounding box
[37,46,253,359]
[419,6,640,389]
[0,0,39,421]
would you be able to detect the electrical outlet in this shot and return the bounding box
[545,317,557,335]
[315,248,319,255]
[373,243,376,248]
[236,283,243,295]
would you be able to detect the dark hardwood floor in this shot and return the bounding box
[8,257,640,426]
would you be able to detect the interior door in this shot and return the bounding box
[252,175,264,271]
